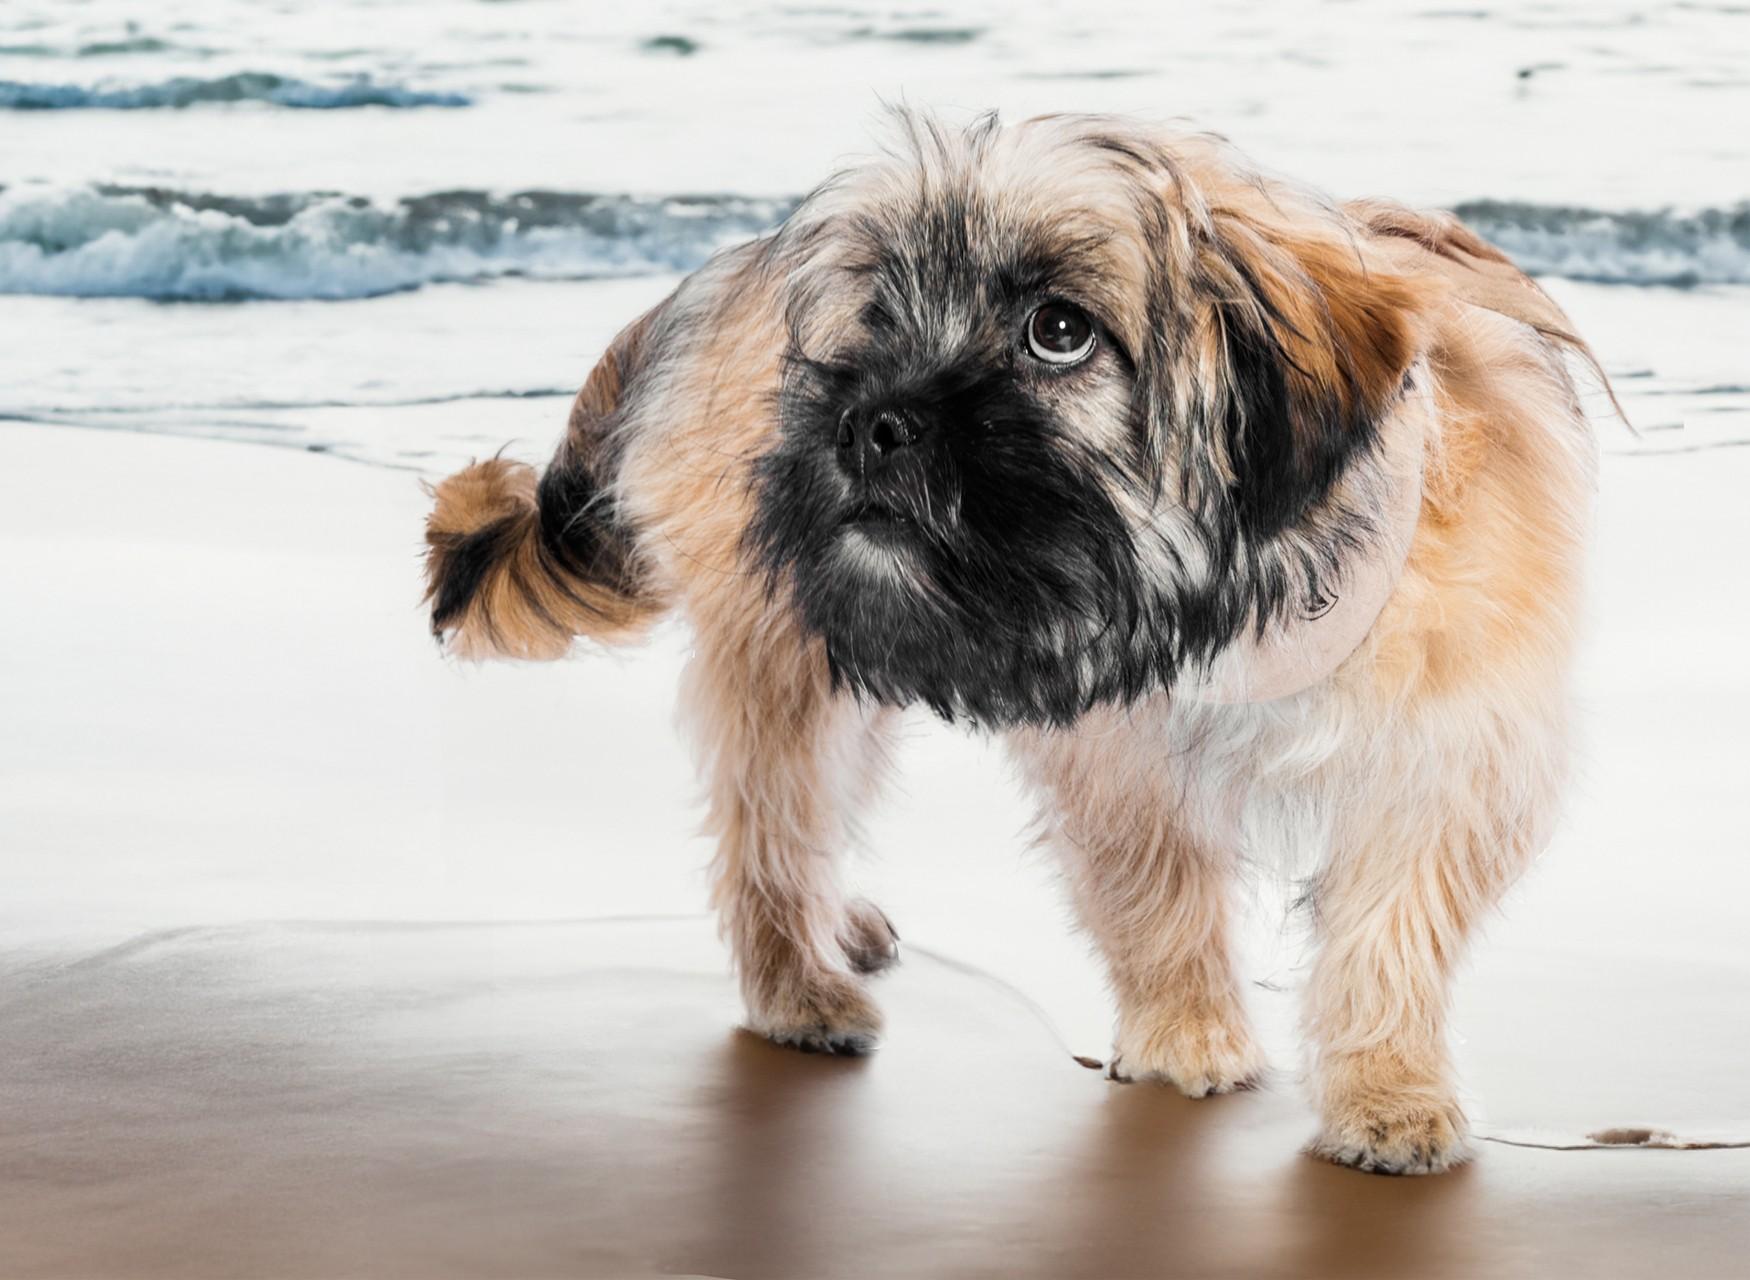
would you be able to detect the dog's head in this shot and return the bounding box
[748,112,1428,727]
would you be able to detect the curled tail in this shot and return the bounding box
[424,454,660,659]
[424,306,671,660]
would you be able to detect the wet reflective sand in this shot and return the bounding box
[0,918,1744,1280]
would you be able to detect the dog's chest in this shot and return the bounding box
[1164,694,1352,873]
[1011,687,1356,875]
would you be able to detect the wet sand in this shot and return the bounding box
[1,918,1745,1279]
[2,423,1746,1278]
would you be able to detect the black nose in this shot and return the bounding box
[836,406,918,479]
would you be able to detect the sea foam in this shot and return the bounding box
[1454,200,1750,288]
[0,186,794,300]
[1,184,1743,302]
[0,73,470,110]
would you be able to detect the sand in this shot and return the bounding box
[2,415,1747,1276]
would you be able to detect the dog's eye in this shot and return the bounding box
[1026,303,1096,365]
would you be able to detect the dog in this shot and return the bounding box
[422,112,1603,1175]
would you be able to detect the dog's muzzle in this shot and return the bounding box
[835,404,923,484]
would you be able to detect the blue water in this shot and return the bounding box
[0,72,470,110]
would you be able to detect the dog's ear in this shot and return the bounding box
[1189,210,1429,538]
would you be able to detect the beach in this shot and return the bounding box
[3,1,1748,1274]
[3,418,1748,1276]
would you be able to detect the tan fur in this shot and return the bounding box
[424,115,1602,1167]
[1205,208,1427,463]
[422,459,649,659]
[422,302,676,660]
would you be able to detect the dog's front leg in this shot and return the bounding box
[682,604,899,1055]
[1302,833,1476,1174]
[1302,721,1554,1174]
[1019,738,1265,1097]
[1077,832,1265,1097]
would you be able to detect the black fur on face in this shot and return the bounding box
[751,349,1171,728]
[747,115,1420,728]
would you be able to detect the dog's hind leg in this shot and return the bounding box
[682,600,900,1055]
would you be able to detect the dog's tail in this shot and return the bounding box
[423,312,670,660]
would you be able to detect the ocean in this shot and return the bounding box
[2,0,1746,470]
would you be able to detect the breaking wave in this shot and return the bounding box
[1,184,1743,301]
[0,185,795,300]
[1454,199,1750,287]
[0,73,470,110]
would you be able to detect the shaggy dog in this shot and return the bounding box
[423,113,1603,1174]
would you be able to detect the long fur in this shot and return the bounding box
[422,111,1602,1174]
[423,305,670,658]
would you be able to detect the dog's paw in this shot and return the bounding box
[1309,1090,1471,1175]
[746,968,884,1057]
[840,898,900,976]
[1107,1013,1266,1098]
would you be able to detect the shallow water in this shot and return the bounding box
[2,0,1746,466]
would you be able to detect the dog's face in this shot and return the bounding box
[750,114,1424,727]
